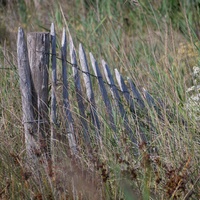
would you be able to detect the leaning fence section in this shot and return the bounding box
[17,23,159,165]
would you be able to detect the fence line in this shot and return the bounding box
[17,23,159,170]
[29,49,138,99]
[63,53,158,113]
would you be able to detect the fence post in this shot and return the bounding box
[69,33,90,145]
[90,53,116,134]
[50,23,57,170]
[142,88,156,108]
[27,32,51,162]
[17,27,38,166]
[128,78,145,109]
[102,60,134,139]
[50,23,57,127]
[115,69,137,145]
[61,28,77,155]
[115,69,136,114]
[79,44,102,147]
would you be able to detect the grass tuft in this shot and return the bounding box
[0,0,200,199]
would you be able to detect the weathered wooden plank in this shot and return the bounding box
[128,81,148,144]
[102,60,126,117]
[115,69,135,113]
[50,23,57,170]
[142,88,156,107]
[50,23,57,126]
[142,87,161,119]
[128,78,145,109]
[102,60,134,136]
[79,44,101,145]
[61,28,77,155]
[90,53,116,133]
[17,27,38,163]
[114,69,137,144]
[69,33,90,145]
[27,31,50,160]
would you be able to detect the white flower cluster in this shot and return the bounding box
[185,66,200,122]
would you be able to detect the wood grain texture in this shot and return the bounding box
[17,27,39,170]
[79,43,102,146]
[61,28,77,155]
[90,53,116,133]
[27,31,50,159]
[69,33,90,145]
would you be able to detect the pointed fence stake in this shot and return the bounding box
[61,28,77,155]
[69,33,90,145]
[115,69,137,145]
[79,44,102,146]
[142,88,156,107]
[90,53,116,133]
[102,60,134,138]
[50,23,57,126]
[17,27,38,164]
[128,78,145,109]
[115,69,136,113]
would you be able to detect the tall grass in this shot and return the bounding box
[0,0,199,199]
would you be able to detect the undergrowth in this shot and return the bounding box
[0,0,199,199]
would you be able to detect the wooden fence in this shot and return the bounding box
[17,23,157,169]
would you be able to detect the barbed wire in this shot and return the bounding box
[0,49,143,103]
[0,68,14,70]
[47,52,132,96]
[0,50,17,70]
[48,52,144,118]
